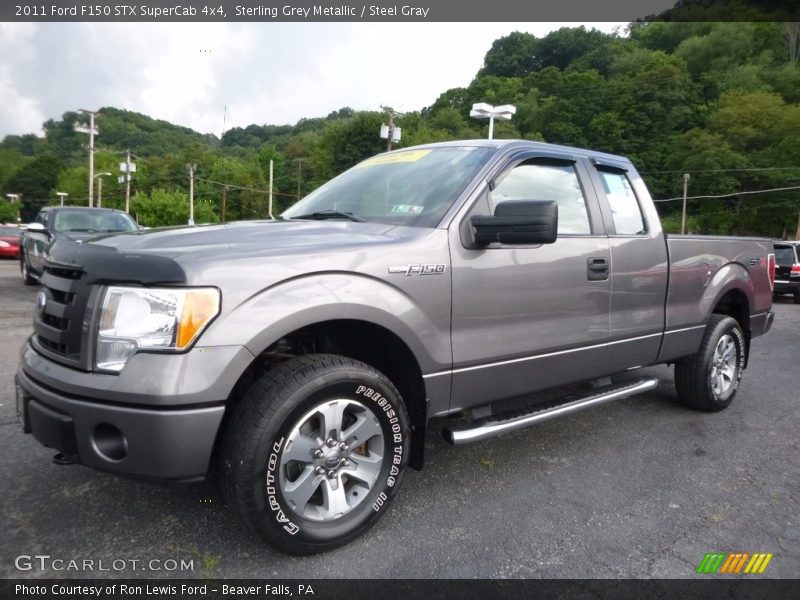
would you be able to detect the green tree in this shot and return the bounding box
[130,188,218,227]
[480,31,540,78]
[0,201,19,223]
[310,113,386,185]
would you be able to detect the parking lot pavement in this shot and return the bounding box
[1,258,798,579]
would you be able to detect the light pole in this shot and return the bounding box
[470,103,516,140]
[56,192,69,206]
[94,172,112,207]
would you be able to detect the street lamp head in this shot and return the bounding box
[470,103,516,120]
[470,102,517,139]
[94,172,112,178]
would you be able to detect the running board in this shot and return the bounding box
[442,378,658,445]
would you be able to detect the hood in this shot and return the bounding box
[88,220,405,259]
[45,218,449,313]
[60,231,106,242]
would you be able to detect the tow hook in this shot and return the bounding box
[52,453,75,466]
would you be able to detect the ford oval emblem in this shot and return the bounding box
[35,290,47,317]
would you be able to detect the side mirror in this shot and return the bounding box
[470,200,558,246]
[26,222,47,234]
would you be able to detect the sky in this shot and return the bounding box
[0,22,627,139]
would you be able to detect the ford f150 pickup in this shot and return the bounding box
[15,140,775,555]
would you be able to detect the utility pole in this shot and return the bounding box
[186,163,197,225]
[94,172,111,207]
[119,149,136,214]
[268,159,274,219]
[221,185,228,224]
[294,158,306,200]
[681,173,690,235]
[796,207,800,240]
[379,106,402,151]
[74,109,100,207]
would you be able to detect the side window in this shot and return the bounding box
[598,171,646,235]
[38,212,48,227]
[489,162,591,235]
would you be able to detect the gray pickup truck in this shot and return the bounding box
[15,140,775,555]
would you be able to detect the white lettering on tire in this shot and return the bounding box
[265,436,300,535]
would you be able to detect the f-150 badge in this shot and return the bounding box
[388,264,446,276]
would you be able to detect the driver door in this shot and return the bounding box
[448,152,611,412]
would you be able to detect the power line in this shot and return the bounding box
[643,166,800,174]
[195,177,300,198]
[654,185,800,203]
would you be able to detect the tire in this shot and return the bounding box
[674,315,746,412]
[20,253,36,286]
[221,354,410,555]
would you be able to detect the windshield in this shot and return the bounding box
[52,210,138,234]
[282,146,494,228]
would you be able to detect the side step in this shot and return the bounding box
[442,377,658,445]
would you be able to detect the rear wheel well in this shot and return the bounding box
[711,289,750,365]
[219,320,427,469]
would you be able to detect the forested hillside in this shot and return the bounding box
[2,20,799,236]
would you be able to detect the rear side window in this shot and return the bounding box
[598,171,646,235]
[489,162,591,234]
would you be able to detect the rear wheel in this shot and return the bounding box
[20,253,36,286]
[221,354,410,555]
[674,315,745,412]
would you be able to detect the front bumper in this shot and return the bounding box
[15,340,254,481]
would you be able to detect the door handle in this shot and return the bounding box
[587,257,609,281]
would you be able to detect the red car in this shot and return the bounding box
[0,225,22,258]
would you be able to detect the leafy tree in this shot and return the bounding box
[0,200,19,223]
[3,155,63,218]
[535,26,613,71]
[0,149,31,193]
[480,32,540,78]
[130,188,218,227]
[310,113,386,185]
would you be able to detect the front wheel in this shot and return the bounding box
[221,354,410,555]
[674,315,745,412]
[20,253,36,286]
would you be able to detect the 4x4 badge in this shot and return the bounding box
[388,264,446,276]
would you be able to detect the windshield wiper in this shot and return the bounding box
[64,228,98,233]
[291,210,365,222]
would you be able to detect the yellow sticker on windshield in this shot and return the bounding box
[356,149,432,168]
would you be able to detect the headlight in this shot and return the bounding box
[95,286,220,372]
